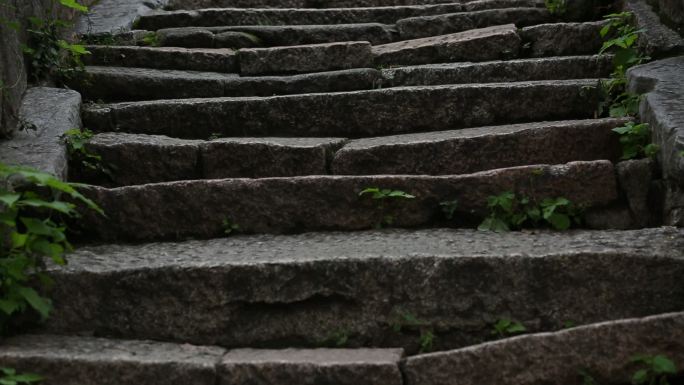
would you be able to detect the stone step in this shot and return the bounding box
[72,133,345,186]
[238,41,373,75]
[373,24,520,66]
[72,160,617,241]
[404,312,684,385]
[138,3,481,29]
[396,7,551,39]
[75,66,383,101]
[521,20,606,57]
[83,45,239,73]
[35,227,684,352]
[331,118,625,175]
[0,335,404,385]
[82,79,599,139]
[165,0,542,11]
[155,23,398,48]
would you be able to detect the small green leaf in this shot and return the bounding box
[0,193,21,207]
[59,0,88,12]
[17,286,51,319]
[652,355,677,374]
[632,369,649,384]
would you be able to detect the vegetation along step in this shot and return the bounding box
[82,80,600,139]
[0,334,405,385]
[35,227,684,352]
[70,160,617,241]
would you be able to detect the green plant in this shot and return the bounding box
[478,192,582,232]
[222,218,240,235]
[612,122,659,159]
[0,164,102,330]
[0,368,42,385]
[359,187,415,228]
[391,311,435,353]
[141,32,159,47]
[562,320,576,329]
[439,199,458,220]
[22,0,90,82]
[320,329,349,347]
[544,0,566,15]
[579,369,601,385]
[631,354,677,385]
[491,318,527,338]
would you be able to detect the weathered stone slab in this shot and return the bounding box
[462,0,544,11]
[84,45,238,72]
[72,161,617,241]
[218,349,404,385]
[166,0,459,9]
[201,137,346,179]
[82,80,598,139]
[75,0,169,35]
[332,119,624,175]
[373,24,520,66]
[626,0,684,57]
[396,7,550,39]
[381,55,613,86]
[616,159,656,228]
[239,41,373,75]
[521,21,606,57]
[137,4,464,29]
[403,312,684,385]
[75,66,382,101]
[40,227,684,353]
[0,87,81,180]
[157,27,261,48]
[157,24,397,47]
[0,335,224,385]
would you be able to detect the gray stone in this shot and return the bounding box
[331,119,624,175]
[157,28,217,48]
[381,55,613,86]
[84,45,238,73]
[655,0,684,32]
[402,312,684,385]
[462,0,544,11]
[661,180,684,226]
[214,31,261,48]
[201,137,346,179]
[39,227,684,352]
[137,4,465,29]
[166,0,460,8]
[373,24,521,66]
[75,0,170,35]
[0,334,225,385]
[625,0,684,57]
[521,21,606,57]
[239,41,373,76]
[75,66,383,101]
[584,206,636,230]
[0,87,81,180]
[82,79,599,139]
[628,56,684,186]
[73,161,617,241]
[218,349,404,385]
[396,7,550,40]
[616,159,655,227]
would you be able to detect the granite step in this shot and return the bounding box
[75,66,383,101]
[83,45,238,73]
[521,20,606,57]
[137,4,465,29]
[164,0,542,11]
[82,79,599,139]
[31,227,684,352]
[0,335,404,385]
[331,118,625,175]
[71,133,345,186]
[70,160,617,241]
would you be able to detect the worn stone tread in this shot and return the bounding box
[74,133,345,185]
[403,312,684,385]
[166,0,542,9]
[84,45,238,73]
[382,55,612,86]
[137,4,465,29]
[0,335,404,385]
[372,24,521,66]
[76,66,382,101]
[72,160,617,241]
[331,118,625,175]
[521,21,606,57]
[82,79,599,139]
[36,227,684,352]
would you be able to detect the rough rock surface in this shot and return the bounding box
[82,80,598,139]
[373,24,521,66]
[75,0,169,35]
[331,119,623,175]
[617,159,656,227]
[72,161,617,240]
[39,227,684,351]
[219,349,404,385]
[626,0,684,57]
[0,87,81,180]
[239,41,373,75]
[403,312,684,385]
[521,21,606,57]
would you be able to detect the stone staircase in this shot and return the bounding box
[3,0,684,383]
